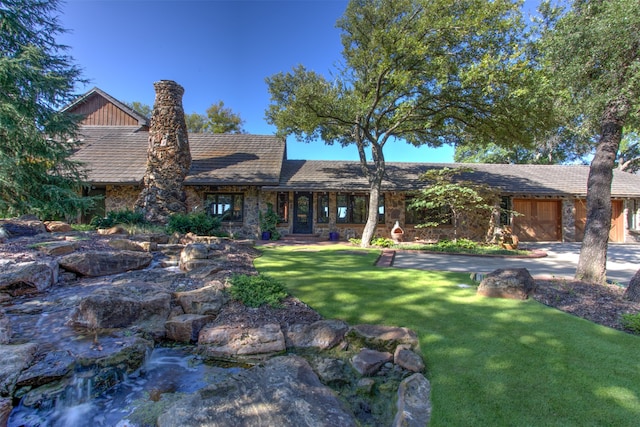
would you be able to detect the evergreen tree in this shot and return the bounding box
[0,0,92,219]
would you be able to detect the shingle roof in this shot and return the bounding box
[71,126,285,186]
[265,160,640,198]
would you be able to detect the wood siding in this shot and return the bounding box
[74,94,141,126]
[575,199,624,243]
[512,199,562,242]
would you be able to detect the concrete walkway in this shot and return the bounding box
[391,242,640,285]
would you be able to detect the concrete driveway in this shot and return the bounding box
[391,242,640,285]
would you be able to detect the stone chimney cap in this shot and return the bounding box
[153,80,184,92]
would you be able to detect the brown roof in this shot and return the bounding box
[265,160,640,198]
[71,126,285,186]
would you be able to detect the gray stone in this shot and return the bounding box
[0,261,58,296]
[108,238,157,252]
[0,343,38,395]
[351,348,393,376]
[356,377,376,395]
[0,219,47,238]
[70,282,172,330]
[477,268,536,300]
[285,319,349,350]
[314,358,351,385]
[36,240,79,256]
[394,346,425,373]
[58,250,153,277]
[179,243,213,271]
[174,282,229,315]
[165,314,214,343]
[0,310,10,344]
[16,350,76,388]
[157,355,358,427]
[393,373,432,427]
[347,324,420,352]
[0,397,12,427]
[198,323,286,363]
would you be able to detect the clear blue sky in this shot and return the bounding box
[58,0,539,163]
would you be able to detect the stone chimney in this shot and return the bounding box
[136,80,191,223]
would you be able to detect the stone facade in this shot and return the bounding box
[562,199,576,242]
[136,80,191,223]
[105,185,140,213]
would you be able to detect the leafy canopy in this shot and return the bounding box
[0,0,93,219]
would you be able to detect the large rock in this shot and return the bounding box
[44,221,73,233]
[351,348,393,376]
[165,314,214,343]
[0,343,38,396]
[0,311,10,344]
[108,238,157,252]
[477,268,536,300]
[347,324,420,352]
[392,373,432,427]
[36,240,79,256]
[285,319,349,350]
[198,323,286,363]
[0,397,12,427]
[174,282,229,315]
[15,350,75,389]
[623,269,640,302]
[394,346,425,373]
[157,355,358,427]
[0,261,58,295]
[58,250,153,277]
[0,219,47,238]
[179,243,223,271]
[70,282,172,331]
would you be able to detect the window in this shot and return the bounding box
[405,196,452,225]
[317,193,329,223]
[205,193,243,221]
[500,196,512,226]
[277,192,289,222]
[629,199,639,230]
[336,193,384,224]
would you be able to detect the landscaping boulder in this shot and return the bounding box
[623,269,640,302]
[174,282,229,315]
[351,348,393,376]
[58,250,153,277]
[44,221,73,233]
[393,373,432,427]
[0,311,10,344]
[0,397,12,427]
[165,314,214,343]
[198,323,286,363]
[0,261,58,296]
[284,319,349,350]
[36,240,79,256]
[70,282,172,331]
[0,219,47,238]
[0,343,38,396]
[108,238,157,252]
[347,324,419,352]
[157,355,358,427]
[477,268,536,300]
[394,346,425,373]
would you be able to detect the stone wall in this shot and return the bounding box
[562,199,576,242]
[105,185,140,213]
[136,80,191,223]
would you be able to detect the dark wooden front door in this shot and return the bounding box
[293,192,313,234]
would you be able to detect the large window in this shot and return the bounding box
[317,193,329,223]
[205,193,243,222]
[277,192,289,222]
[405,196,452,225]
[337,193,384,224]
[500,196,512,226]
[629,199,639,231]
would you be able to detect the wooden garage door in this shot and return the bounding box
[512,199,562,242]
[575,199,624,243]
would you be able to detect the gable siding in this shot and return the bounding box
[73,95,141,126]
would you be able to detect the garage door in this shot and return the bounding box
[575,199,624,243]
[512,199,562,242]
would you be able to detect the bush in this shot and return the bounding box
[90,209,147,228]
[621,312,640,334]
[228,274,288,308]
[371,236,395,248]
[166,212,222,236]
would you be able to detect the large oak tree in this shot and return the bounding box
[266,0,551,247]
[541,0,640,283]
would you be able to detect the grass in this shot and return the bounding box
[255,245,640,426]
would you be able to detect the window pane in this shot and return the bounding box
[378,194,385,224]
[352,195,367,224]
[317,194,329,223]
[205,193,243,222]
[337,194,348,223]
[277,192,289,222]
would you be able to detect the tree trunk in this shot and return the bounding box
[624,269,640,302]
[575,98,629,284]
[361,185,381,247]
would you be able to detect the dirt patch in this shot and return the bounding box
[533,279,640,334]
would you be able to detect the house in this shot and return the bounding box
[65,86,640,243]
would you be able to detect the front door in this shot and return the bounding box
[293,192,313,234]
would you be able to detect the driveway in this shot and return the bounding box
[391,242,640,285]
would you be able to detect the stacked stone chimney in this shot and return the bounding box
[136,80,191,223]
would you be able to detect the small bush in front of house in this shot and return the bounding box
[90,209,147,228]
[166,212,222,236]
[228,274,288,308]
[371,236,396,248]
[621,312,640,334]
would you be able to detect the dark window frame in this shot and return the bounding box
[205,193,244,222]
[336,193,385,224]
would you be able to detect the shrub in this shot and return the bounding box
[228,274,288,308]
[90,209,147,228]
[166,212,222,236]
[371,236,395,248]
[621,312,640,334]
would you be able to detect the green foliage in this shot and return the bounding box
[0,0,94,219]
[90,209,147,228]
[621,312,640,334]
[370,236,395,248]
[228,274,288,308]
[166,211,222,236]
[259,203,280,240]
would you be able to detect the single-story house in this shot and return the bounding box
[66,87,640,243]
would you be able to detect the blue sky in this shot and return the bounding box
[58,0,538,163]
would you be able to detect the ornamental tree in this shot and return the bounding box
[266,0,552,247]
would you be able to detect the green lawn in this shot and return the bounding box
[255,245,640,426]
